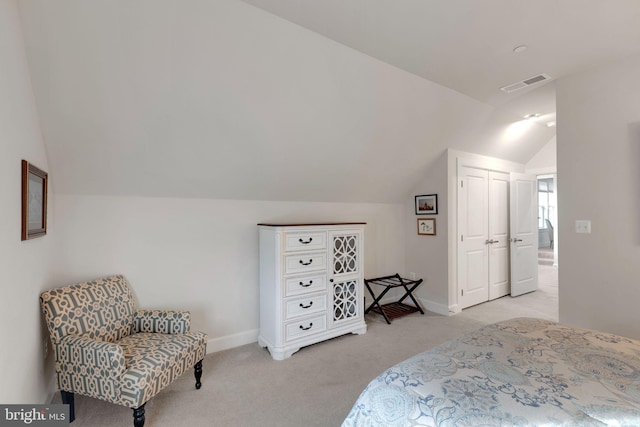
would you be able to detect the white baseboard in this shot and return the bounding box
[417,297,451,316]
[206,329,259,354]
[448,303,461,315]
[204,298,453,355]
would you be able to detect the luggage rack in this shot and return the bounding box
[364,273,424,324]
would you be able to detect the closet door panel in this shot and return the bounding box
[458,167,489,309]
[489,172,510,300]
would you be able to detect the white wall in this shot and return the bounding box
[0,0,55,404]
[18,0,554,204]
[52,195,405,351]
[556,54,640,339]
[526,136,557,174]
[405,151,449,314]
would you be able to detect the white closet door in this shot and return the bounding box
[458,167,489,309]
[510,173,538,296]
[488,172,510,300]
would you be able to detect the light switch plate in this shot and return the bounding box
[575,220,591,234]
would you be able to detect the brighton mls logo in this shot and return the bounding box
[0,405,68,426]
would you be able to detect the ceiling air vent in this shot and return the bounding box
[500,73,551,93]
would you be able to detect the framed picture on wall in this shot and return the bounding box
[415,194,438,215]
[417,218,436,235]
[21,160,48,241]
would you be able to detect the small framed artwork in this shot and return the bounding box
[417,218,436,236]
[415,194,438,215]
[21,160,48,241]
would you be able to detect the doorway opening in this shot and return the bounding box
[537,174,557,267]
[537,174,558,315]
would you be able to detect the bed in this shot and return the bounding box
[343,318,640,427]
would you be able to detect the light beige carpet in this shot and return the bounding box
[54,265,558,427]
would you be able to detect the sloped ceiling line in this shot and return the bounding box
[20,0,613,202]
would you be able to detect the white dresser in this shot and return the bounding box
[258,223,367,360]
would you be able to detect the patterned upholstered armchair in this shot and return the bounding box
[40,275,207,427]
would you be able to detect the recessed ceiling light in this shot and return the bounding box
[513,45,528,53]
[546,121,556,127]
[524,113,540,120]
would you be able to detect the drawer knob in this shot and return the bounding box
[299,280,313,287]
[299,323,313,331]
[298,237,313,244]
[299,301,313,309]
[299,259,313,266]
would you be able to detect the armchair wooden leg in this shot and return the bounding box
[61,391,75,423]
[194,359,203,389]
[133,404,145,427]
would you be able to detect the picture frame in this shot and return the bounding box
[415,194,438,215]
[21,160,48,241]
[417,218,436,236]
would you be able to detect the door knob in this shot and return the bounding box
[511,238,523,243]
[485,239,498,244]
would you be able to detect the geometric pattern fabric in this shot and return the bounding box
[40,275,207,409]
[41,275,136,343]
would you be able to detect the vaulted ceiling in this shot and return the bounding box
[241,0,640,107]
[17,0,640,203]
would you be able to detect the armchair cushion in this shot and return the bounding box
[118,331,207,407]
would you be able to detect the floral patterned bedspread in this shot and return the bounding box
[343,318,640,427]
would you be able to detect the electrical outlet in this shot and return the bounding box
[409,272,416,280]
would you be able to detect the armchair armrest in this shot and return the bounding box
[53,335,126,402]
[133,310,191,334]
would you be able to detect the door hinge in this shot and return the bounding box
[461,235,464,242]
[461,289,464,296]
[461,180,464,188]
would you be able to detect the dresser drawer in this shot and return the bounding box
[285,315,327,341]
[285,294,327,319]
[284,252,326,275]
[284,231,326,252]
[284,274,326,297]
